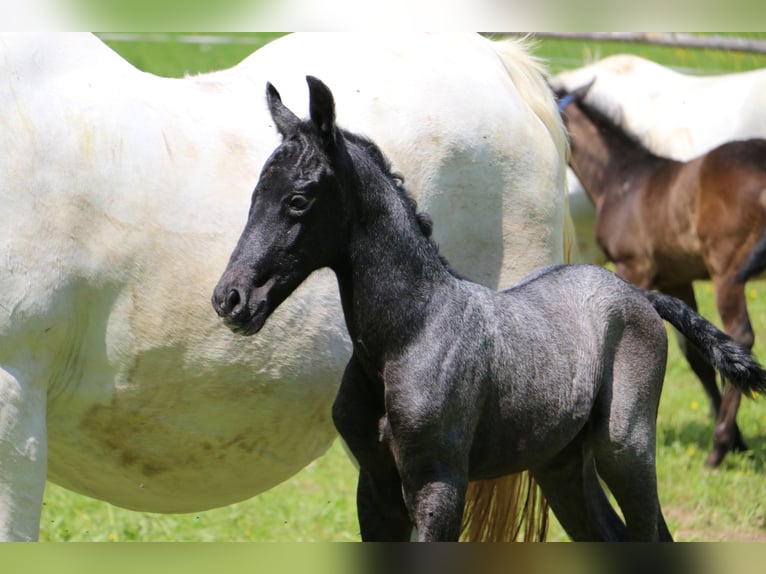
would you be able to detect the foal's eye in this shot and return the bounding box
[286,194,311,213]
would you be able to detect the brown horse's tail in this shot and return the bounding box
[460,473,549,541]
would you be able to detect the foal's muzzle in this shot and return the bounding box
[212,269,275,336]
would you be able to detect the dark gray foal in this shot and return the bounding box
[213,77,766,541]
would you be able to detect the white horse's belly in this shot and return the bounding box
[47,370,339,512]
[45,270,349,512]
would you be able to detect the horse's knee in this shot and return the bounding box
[713,418,738,446]
[736,326,755,350]
[409,478,467,542]
[715,287,754,348]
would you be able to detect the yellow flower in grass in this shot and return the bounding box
[686,444,697,457]
[108,532,118,542]
[749,288,758,300]
[690,400,699,411]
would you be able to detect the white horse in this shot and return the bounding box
[550,53,766,264]
[0,32,572,541]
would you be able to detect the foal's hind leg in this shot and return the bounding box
[593,324,672,541]
[355,466,413,541]
[593,428,672,542]
[531,440,629,541]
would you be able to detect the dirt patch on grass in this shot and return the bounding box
[666,506,766,541]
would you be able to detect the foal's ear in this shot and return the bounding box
[306,76,337,149]
[266,82,300,138]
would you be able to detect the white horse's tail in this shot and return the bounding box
[459,36,578,543]
[461,474,549,542]
[490,36,570,177]
[490,35,577,265]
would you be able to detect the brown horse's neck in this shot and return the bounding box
[564,102,667,207]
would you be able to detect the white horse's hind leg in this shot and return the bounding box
[0,368,47,541]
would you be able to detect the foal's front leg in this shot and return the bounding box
[387,407,470,541]
[332,355,412,541]
[398,463,469,542]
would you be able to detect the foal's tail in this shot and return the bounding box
[735,229,766,283]
[645,291,766,395]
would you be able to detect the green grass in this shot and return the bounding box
[40,440,360,542]
[98,33,284,76]
[37,34,766,542]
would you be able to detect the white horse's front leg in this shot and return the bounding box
[0,368,47,541]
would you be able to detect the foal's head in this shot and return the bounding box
[212,76,351,335]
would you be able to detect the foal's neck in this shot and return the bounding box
[567,103,668,205]
[334,175,455,362]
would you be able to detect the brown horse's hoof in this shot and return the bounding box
[732,430,749,453]
[703,447,727,468]
[704,431,749,467]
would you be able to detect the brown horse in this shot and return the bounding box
[558,84,766,468]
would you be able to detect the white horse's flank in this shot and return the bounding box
[0,33,571,540]
[550,54,766,263]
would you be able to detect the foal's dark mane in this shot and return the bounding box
[342,130,435,238]
[338,126,460,276]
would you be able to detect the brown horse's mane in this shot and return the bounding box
[571,95,665,162]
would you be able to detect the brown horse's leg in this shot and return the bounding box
[708,383,746,465]
[663,283,722,417]
[704,273,753,468]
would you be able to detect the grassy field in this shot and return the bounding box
[37,33,766,542]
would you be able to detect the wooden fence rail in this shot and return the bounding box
[522,32,766,55]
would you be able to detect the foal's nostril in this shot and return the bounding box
[225,289,241,313]
[213,284,245,318]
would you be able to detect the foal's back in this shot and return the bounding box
[455,264,667,478]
